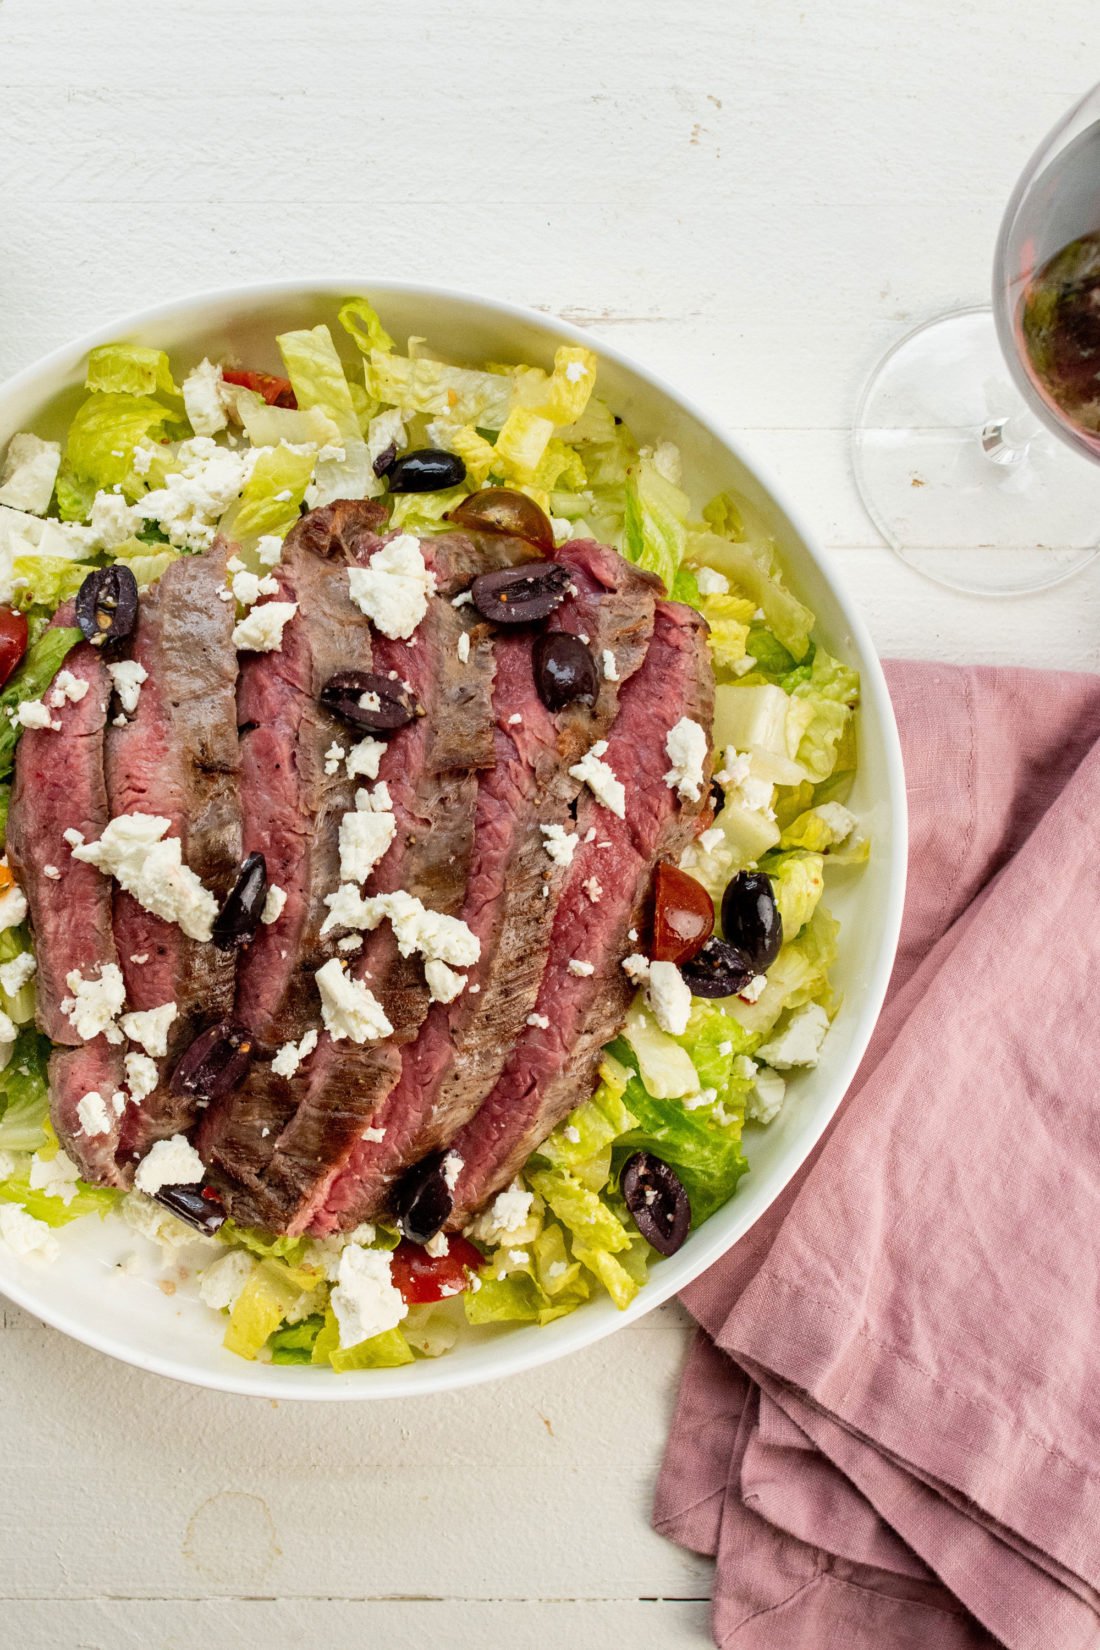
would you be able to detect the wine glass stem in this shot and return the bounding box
[980,408,1042,466]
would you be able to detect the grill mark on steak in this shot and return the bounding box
[312,542,662,1233]
[106,541,243,1165]
[201,527,505,1232]
[445,599,714,1224]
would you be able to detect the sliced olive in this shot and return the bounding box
[679,936,755,998]
[471,561,571,626]
[212,852,268,952]
[321,669,423,732]
[721,871,782,973]
[447,488,555,554]
[533,631,598,711]
[373,441,398,478]
[392,1149,452,1243]
[75,565,138,648]
[621,1151,691,1256]
[387,448,467,493]
[169,1020,253,1102]
[154,1182,226,1234]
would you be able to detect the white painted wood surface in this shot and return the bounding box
[3,3,1099,1644]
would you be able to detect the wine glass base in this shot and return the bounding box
[852,307,1100,594]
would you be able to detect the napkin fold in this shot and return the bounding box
[656,662,1100,1650]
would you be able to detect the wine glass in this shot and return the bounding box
[853,82,1100,595]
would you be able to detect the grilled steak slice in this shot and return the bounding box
[201,530,502,1232]
[8,606,116,1048]
[106,541,243,1163]
[49,1040,129,1187]
[446,599,714,1224]
[314,541,661,1233]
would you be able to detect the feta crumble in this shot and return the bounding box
[324,741,346,776]
[0,874,27,932]
[136,436,255,552]
[14,699,57,731]
[124,1051,158,1104]
[60,962,126,1044]
[526,1012,550,1029]
[338,784,396,884]
[646,960,692,1035]
[695,566,730,596]
[134,1134,206,1196]
[756,1003,829,1070]
[199,1249,254,1312]
[425,958,468,1004]
[582,877,603,904]
[0,1203,59,1262]
[746,1065,787,1124]
[740,973,768,1004]
[466,1182,533,1244]
[43,864,60,880]
[256,534,284,567]
[232,600,298,654]
[261,884,287,925]
[601,648,619,682]
[107,659,148,715]
[119,1001,178,1058]
[569,740,625,818]
[457,632,470,664]
[345,736,385,783]
[77,1089,113,1137]
[0,952,35,996]
[332,1243,408,1350]
[73,813,218,941]
[540,822,578,867]
[0,432,61,515]
[567,959,595,977]
[664,717,709,803]
[347,534,436,640]
[361,1126,386,1144]
[181,358,229,437]
[442,1151,463,1192]
[271,1027,319,1079]
[49,669,89,707]
[315,958,393,1043]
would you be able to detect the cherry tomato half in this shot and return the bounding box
[651,861,715,965]
[222,367,297,409]
[0,609,29,690]
[389,1235,483,1304]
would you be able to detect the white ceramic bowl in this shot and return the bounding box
[0,281,907,1399]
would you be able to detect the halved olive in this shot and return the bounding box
[721,871,782,973]
[212,852,268,952]
[447,488,555,554]
[533,631,598,711]
[321,669,423,732]
[154,1182,226,1234]
[387,448,467,493]
[392,1149,453,1243]
[621,1151,691,1256]
[679,936,755,998]
[169,1021,253,1102]
[75,565,139,648]
[471,561,571,626]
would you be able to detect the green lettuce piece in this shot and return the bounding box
[782,647,860,707]
[0,1170,120,1227]
[0,1029,51,1152]
[724,904,840,1038]
[570,1240,640,1310]
[218,1220,309,1267]
[623,456,689,594]
[792,699,849,783]
[388,485,468,534]
[54,462,97,523]
[700,592,756,672]
[219,441,315,546]
[688,531,814,661]
[365,350,516,428]
[527,1167,633,1257]
[0,932,36,1024]
[761,850,826,938]
[86,344,178,399]
[11,555,96,610]
[330,1324,414,1372]
[267,1314,325,1365]
[701,490,746,540]
[337,297,396,357]
[746,626,798,680]
[779,803,867,862]
[224,1258,320,1360]
[670,1003,756,1099]
[535,1053,637,1175]
[110,537,179,590]
[277,324,374,505]
[671,565,702,607]
[0,626,82,780]
[623,999,701,1098]
[65,392,177,496]
[464,1270,543,1325]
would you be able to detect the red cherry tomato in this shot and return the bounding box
[0,609,28,689]
[651,861,715,965]
[389,1235,483,1304]
[222,367,297,409]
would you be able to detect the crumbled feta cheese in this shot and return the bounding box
[627,927,638,943]
[740,973,767,1004]
[569,740,625,818]
[271,1026,319,1079]
[466,1182,533,1244]
[746,1065,787,1124]
[0,952,34,996]
[50,669,89,707]
[664,717,709,803]
[457,632,470,664]
[87,489,142,551]
[124,1051,158,1104]
[0,433,61,515]
[540,822,578,867]
[119,1191,195,1252]
[73,814,218,941]
[0,873,27,932]
[119,1000,178,1058]
[77,1089,113,1137]
[452,590,472,608]
[567,959,595,977]
[646,959,692,1036]
[507,713,523,726]
[63,828,85,849]
[347,534,436,640]
[198,1248,254,1312]
[316,958,393,1044]
[337,788,395,886]
[261,884,287,925]
[60,962,126,1044]
[43,864,61,880]
[564,360,588,384]
[323,741,346,776]
[422,1231,450,1259]
[345,736,385,783]
[255,534,284,567]
[601,648,619,682]
[695,566,730,596]
[27,1150,80,1212]
[582,877,603,904]
[718,1040,733,1057]
[331,1243,408,1349]
[442,1151,463,1192]
[106,659,147,715]
[232,600,298,654]
[361,1126,386,1144]
[622,953,651,986]
[181,358,229,438]
[756,1003,830,1070]
[231,568,275,608]
[0,1203,58,1262]
[526,1012,550,1029]
[136,436,255,552]
[14,698,56,731]
[134,1134,205,1196]
[337,934,363,953]
[563,1125,581,1144]
[425,958,468,1004]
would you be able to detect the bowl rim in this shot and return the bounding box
[0,277,908,1399]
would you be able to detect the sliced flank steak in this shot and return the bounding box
[445,598,714,1225]
[313,540,662,1233]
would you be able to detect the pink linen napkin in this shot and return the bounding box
[655,661,1100,1650]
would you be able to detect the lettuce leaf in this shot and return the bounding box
[277,325,374,506]
[366,350,516,428]
[0,1029,51,1152]
[11,555,96,610]
[65,392,178,496]
[223,1257,320,1360]
[702,490,746,540]
[760,850,826,939]
[85,344,178,400]
[0,626,82,779]
[687,531,813,661]
[623,456,689,594]
[724,904,840,1038]
[219,441,315,546]
[267,1313,325,1365]
[337,297,395,358]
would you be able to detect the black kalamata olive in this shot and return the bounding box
[721,871,782,973]
[386,448,467,493]
[621,1152,691,1256]
[75,565,139,648]
[320,669,423,733]
[373,441,398,478]
[533,632,598,712]
[471,561,572,626]
[679,937,756,999]
[709,777,726,815]
[169,1021,253,1102]
[392,1149,453,1243]
[212,852,268,952]
[154,1183,226,1235]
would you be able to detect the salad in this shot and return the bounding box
[0,298,865,1370]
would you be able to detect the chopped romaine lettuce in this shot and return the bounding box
[85,344,178,400]
[337,296,396,358]
[623,455,689,594]
[65,392,178,497]
[688,531,813,661]
[0,626,82,779]
[219,441,315,546]
[0,1029,51,1152]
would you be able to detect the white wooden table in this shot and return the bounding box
[3,4,1099,1644]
